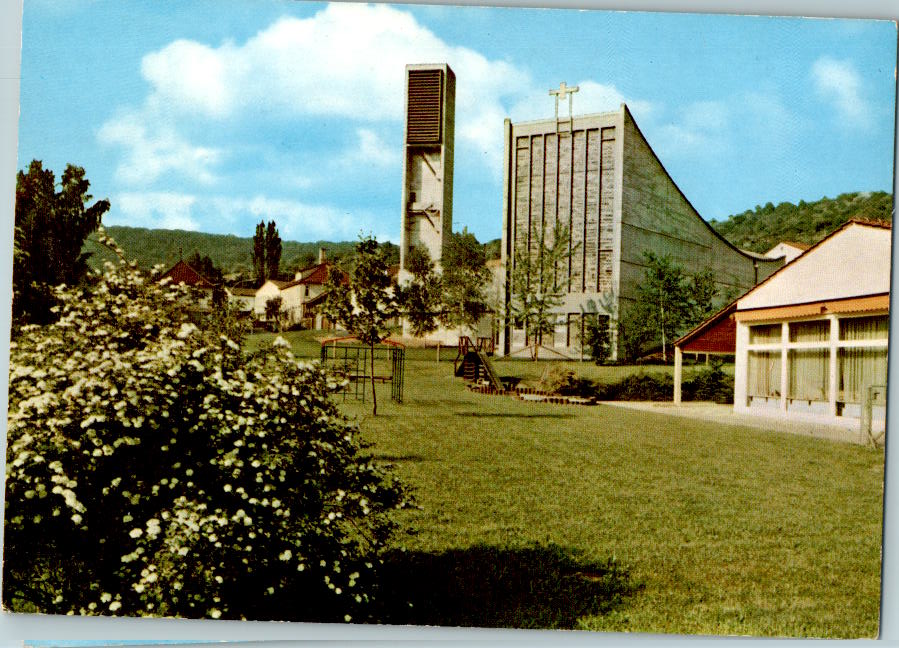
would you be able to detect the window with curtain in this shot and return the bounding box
[840,315,889,341]
[839,347,888,403]
[788,349,829,401]
[748,351,781,397]
[749,323,781,344]
[789,320,829,343]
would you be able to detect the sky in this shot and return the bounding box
[14,1,898,246]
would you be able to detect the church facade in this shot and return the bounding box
[499,103,782,359]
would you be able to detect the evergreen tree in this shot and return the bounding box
[252,221,266,285]
[265,220,282,280]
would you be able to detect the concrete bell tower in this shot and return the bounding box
[399,63,455,280]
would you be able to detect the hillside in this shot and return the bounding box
[86,226,382,278]
[710,191,892,253]
[87,225,501,277]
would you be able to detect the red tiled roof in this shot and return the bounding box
[228,287,257,296]
[297,263,332,285]
[158,260,216,288]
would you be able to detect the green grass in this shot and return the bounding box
[256,330,884,637]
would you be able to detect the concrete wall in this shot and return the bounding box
[618,106,781,310]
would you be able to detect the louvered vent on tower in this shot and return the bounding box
[406,69,443,144]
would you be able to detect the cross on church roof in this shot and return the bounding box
[549,81,579,101]
[549,81,579,132]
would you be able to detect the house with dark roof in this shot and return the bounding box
[253,249,347,327]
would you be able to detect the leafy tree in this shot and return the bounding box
[265,221,282,281]
[397,246,442,338]
[579,292,618,364]
[252,222,266,285]
[14,160,110,324]
[4,232,408,620]
[508,220,577,360]
[185,252,224,285]
[264,296,283,327]
[688,269,719,323]
[440,229,491,335]
[623,253,719,362]
[322,235,400,416]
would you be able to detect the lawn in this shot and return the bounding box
[253,330,885,637]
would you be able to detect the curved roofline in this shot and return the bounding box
[621,104,782,267]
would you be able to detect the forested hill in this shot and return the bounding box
[710,191,893,253]
[87,226,367,276]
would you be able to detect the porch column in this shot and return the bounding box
[828,314,839,417]
[674,346,683,405]
[780,322,789,412]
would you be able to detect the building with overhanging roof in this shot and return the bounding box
[675,220,891,431]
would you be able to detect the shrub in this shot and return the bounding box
[606,373,674,401]
[682,363,734,404]
[541,367,595,397]
[4,236,409,621]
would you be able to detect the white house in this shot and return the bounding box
[764,241,810,264]
[732,220,890,427]
[252,249,345,326]
[226,287,256,313]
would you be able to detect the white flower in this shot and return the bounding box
[272,336,291,349]
[129,528,142,538]
[177,323,198,339]
[279,549,292,561]
[109,601,122,612]
[210,608,222,619]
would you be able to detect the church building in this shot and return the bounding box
[499,100,783,358]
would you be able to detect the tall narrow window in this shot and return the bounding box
[788,349,829,401]
[748,351,781,398]
[839,348,888,403]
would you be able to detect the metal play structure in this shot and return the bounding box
[319,336,405,404]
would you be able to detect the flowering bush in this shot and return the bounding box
[4,234,409,620]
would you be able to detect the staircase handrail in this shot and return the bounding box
[454,336,474,374]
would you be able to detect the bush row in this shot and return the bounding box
[542,365,734,404]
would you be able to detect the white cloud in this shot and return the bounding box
[509,80,653,123]
[109,190,392,242]
[98,112,223,186]
[100,3,538,186]
[811,56,870,127]
[351,128,399,168]
[112,192,200,231]
[136,5,528,151]
[648,100,729,159]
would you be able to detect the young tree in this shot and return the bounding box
[265,296,283,329]
[625,253,720,362]
[322,236,399,416]
[4,232,409,620]
[265,221,282,281]
[396,246,442,338]
[579,291,618,364]
[252,222,266,285]
[508,220,577,360]
[13,160,110,323]
[440,228,491,335]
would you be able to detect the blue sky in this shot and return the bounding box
[15,1,897,245]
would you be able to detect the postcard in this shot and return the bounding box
[3,0,896,638]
